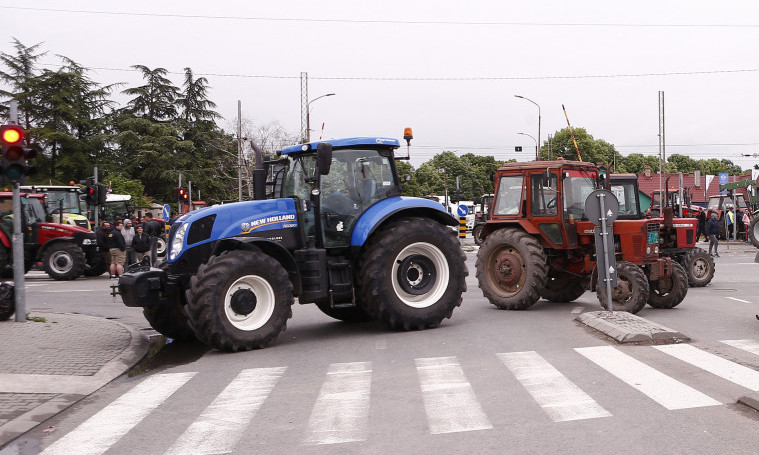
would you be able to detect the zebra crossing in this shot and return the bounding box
[39,339,759,454]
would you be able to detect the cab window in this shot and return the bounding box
[494,175,524,216]
[531,173,558,216]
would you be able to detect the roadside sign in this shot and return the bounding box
[719,172,729,194]
[584,189,619,310]
[457,205,469,217]
[162,204,170,221]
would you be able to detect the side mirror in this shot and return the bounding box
[316,142,332,175]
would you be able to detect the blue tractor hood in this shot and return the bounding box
[174,198,299,245]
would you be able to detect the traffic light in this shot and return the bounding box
[84,183,107,205]
[1,125,36,184]
[177,187,189,202]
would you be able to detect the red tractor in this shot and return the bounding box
[610,174,714,287]
[476,161,688,314]
[0,192,103,280]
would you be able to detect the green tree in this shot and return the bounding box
[666,154,698,173]
[542,127,618,166]
[618,153,661,174]
[122,65,179,122]
[0,38,46,129]
[176,67,220,123]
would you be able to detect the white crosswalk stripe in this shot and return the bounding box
[498,351,612,422]
[721,339,759,357]
[164,367,286,455]
[575,346,721,410]
[415,356,493,434]
[655,344,759,391]
[304,362,373,445]
[41,341,759,450]
[40,372,196,455]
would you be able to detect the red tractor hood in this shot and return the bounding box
[38,222,92,235]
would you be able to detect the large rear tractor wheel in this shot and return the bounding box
[42,243,86,281]
[185,250,293,351]
[476,228,548,310]
[472,223,484,246]
[596,261,649,314]
[749,216,759,249]
[0,245,11,279]
[648,261,688,309]
[358,218,466,330]
[315,302,374,323]
[541,273,590,303]
[0,283,14,321]
[679,248,714,287]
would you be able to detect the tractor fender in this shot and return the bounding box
[350,197,456,247]
[37,237,78,260]
[212,237,302,295]
[0,230,9,249]
[481,220,539,242]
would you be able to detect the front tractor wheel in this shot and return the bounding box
[648,261,688,309]
[679,248,714,287]
[184,250,294,351]
[358,218,467,330]
[476,228,548,310]
[472,224,484,246]
[541,273,590,303]
[596,261,649,314]
[42,243,86,280]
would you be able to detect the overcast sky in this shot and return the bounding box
[3,1,759,171]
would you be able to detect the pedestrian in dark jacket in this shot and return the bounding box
[696,208,707,242]
[108,221,126,278]
[95,221,111,269]
[141,213,163,238]
[706,212,720,257]
[132,225,151,263]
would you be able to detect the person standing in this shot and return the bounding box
[743,210,752,243]
[122,219,136,265]
[726,207,735,240]
[142,213,163,238]
[707,212,720,257]
[95,221,111,271]
[132,225,151,263]
[108,221,126,278]
[696,208,707,242]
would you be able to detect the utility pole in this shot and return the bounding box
[300,72,309,143]
[658,91,666,201]
[237,100,243,202]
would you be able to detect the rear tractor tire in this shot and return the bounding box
[679,247,714,287]
[42,243,86,281]
[472,223,484,246]
[357,218,467,330]
[647,261,688,309]
[184,250,294,351]
[476,228,548,310]
[596,261,649,314]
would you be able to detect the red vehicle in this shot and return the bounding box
[476,161,687,314]
[0,192,103,280]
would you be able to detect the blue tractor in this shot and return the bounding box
[118,136,467,351]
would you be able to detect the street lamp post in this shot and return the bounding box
[515,95,541,160]
[306,93,335,142]
[517,132,538,161]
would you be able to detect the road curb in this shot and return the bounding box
[738,392,759,412]
[577,311,690,343]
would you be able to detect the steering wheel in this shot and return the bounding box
[547,198,557,209]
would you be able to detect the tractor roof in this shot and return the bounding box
[280,137,400,155]
[497,160,598,172]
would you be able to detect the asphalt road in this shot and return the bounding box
[9,246,759,455]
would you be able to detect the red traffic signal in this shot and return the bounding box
[1,125,35,184]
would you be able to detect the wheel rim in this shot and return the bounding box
[391,242,449,308]
[49,251,73,274]
[752,221,759,241]
[487,245,526,296]
[224,275,275,331]
[691,257,708,279]
[156,238,166,254]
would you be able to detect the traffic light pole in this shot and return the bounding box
[12,182,25,322]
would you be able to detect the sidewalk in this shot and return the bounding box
[0,311,149,448]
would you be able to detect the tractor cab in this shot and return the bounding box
[276,138,404,249]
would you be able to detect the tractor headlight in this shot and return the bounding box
[646,246,651,255]
[169,223,188,261]
[82,238,94,245]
